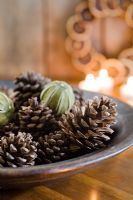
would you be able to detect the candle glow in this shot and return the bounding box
[120,76,133,100]
[79,69,113,94]
[96,69,113,93]
[79,74,98,92]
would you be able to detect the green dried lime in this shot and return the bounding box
[40,81,75,115]
[0,92,14,125]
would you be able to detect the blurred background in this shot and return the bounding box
[0,0,133,104]
[0,0,83,81]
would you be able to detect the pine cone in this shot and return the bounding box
[5,123,19,133]
[0,132,37,167]
[59,96,117,152]
[37,131,70,164]
[14,72,51,109]
[0,122,19,136]
[19,97,57,137]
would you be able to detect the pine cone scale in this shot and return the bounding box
[10,144,17,153]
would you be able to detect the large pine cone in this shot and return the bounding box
[59,96,117,152]
[0,132,37,167]
[14,72,51,109]
[19,97,57,137]
[37,131,70,164]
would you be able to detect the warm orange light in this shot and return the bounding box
[96,69,113,93]
[79,69,113,94]
[90,190,98,200]
[79,73,99,92]
[120,76,133,100]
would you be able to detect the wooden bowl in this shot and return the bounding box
[0,81,133,189]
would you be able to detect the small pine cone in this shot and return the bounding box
[37,131,70,164]
[83,96,117,127]
[0,132,37,167]
[59,96,117,151]
[14,72,51,109]
[19,97,57,137]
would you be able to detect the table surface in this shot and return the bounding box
[0,148,133,200]
[0,82,133,200]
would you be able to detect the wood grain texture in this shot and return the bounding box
[0,0,132,81]
[0,0,46,79]
[16,0,45,74]
[0,0,84,81]
[46,0,84,81]
[0,148,133,200]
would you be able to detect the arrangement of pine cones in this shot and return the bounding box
[0,72,118,168]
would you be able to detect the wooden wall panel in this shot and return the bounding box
[0,0,132,82]
[0,1,16,78]
[0,0,84,81]
[0,0,46,79]
[17,0,45,74]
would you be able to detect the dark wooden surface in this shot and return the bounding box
[0,148,133,200]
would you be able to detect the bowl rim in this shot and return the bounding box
[0,89,133,177]
[0,137,132,176]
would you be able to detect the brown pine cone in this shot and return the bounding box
[19,97,57,137]
[0,122,19,137]
[59,96,117,152]
[3,123,19,135]
[37,131,70,164]
[0,132,37,168]
[14,72,51,109]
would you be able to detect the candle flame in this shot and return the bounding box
[99,69,109,78]
[79,69,113,93]
[86,74,95,81]
[127,76,133,86]
[79,73,98,91]
[96,69,113,93]
[120,76,133,102]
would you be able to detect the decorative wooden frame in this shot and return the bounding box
[66,0,133,85]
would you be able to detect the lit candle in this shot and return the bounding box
[79,74,98,92]
[96,69,113,93]
[120,76,133,101]
[79,70,114,94]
